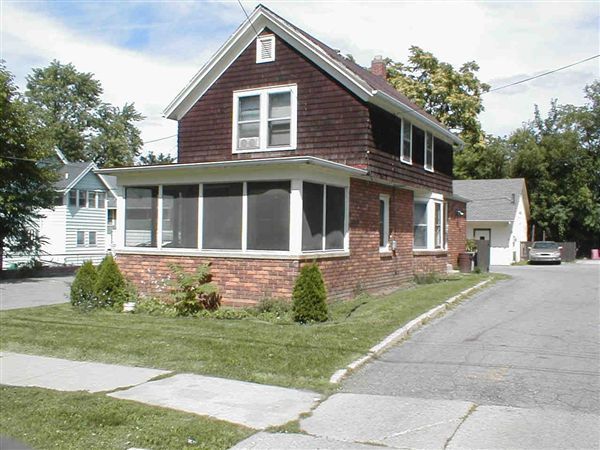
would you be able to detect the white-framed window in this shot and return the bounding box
[88,191,97,208]
[97,192,106,209]
[68,190,77,207]
[424,131,434,171]
[413,197,447,250]
[89,231,97,246]
[232,85,297,153]
[379,194,390,251]
[401,119,412,164]
[78,190,87,208]
[76,230,85,247]
[256,35,275,63]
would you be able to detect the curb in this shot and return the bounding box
[329,278,494,384]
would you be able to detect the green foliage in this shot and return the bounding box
[70,261,98,310]
[454,135,511,180]
[196,308,252,320]
[168,264,221,316]
[292,263,328,323]
[24,60,143,167]
[135,296,178,317]
[256,297,291,316]
[137,151,176,165]
[0,63,58,268]
[95,254,128,308]
[414,272,440,285]
[466,239,477,252]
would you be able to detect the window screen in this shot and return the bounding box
[203,183,243,250]
[402,120,412,162]
[268,92,291,147]
[302,182,324,251]
[425,131,434,170]
[89,231,97,246]
[162,185,198,248]
[325,186,345,250]
[247,181,290,251]
[238,95,260,149]
[76,231,85,246]
[414,202,428,248]
[125,187,157,247]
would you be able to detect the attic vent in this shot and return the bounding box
[256,35,275,63]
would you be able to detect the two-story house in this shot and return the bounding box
[97,5,467,306]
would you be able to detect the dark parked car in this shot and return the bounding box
[528,241,562,264]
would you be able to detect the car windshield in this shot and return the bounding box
[532,242,559,249]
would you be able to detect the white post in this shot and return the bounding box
[289,179,303,254]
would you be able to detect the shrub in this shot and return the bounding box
[136,296,178,317]
[414,272,440,285]
[95,254,127,308]
[70,261,98,310]
[168,264,221,316]
[197,308,251,320]
[256,297,290,315]
[292,263,328,323]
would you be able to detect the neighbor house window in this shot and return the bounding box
[53,193,64,206]
[69,190,77,207]
[76,230,85,247]
[162,185,199,248]
[379,194,390,250]
[203,183,243,250]
[401,119,412,163]
[88,191,97,208]
[301,183,346,251]
[413,202,428,249]
[233,85,297,152]
[89,231,97,246]
[425,131,434,171]
[125,187,158,247]
[247,181,290,251]
[78,190,86,208]
[97,192,106,209]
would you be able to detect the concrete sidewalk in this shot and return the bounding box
[0,352,320,430]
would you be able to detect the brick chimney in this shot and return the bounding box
[370,55,386,79]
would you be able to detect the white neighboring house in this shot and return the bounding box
[3,151,118,268]
[453,178,530,265]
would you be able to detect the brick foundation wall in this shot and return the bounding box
[117,179,456,305]
[447,200,467,268]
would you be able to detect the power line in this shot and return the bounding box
[143,134,176,144]
[486,54,599,93]
[237,0,260,38]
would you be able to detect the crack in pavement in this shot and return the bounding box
[443,403,478,449]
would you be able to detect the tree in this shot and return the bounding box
[0,63,57,270]
[292,263,328,323]
[25,60,144,167]
[385,47,491,179]
[137,151,175,165]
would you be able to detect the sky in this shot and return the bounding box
[2,0,599,158]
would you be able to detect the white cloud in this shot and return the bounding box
[2,0,598,156]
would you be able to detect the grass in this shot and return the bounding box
[0,273,500,392]
[0,385,252,450]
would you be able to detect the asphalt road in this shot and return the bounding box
[0,276,73,310]
[292,263,600,449]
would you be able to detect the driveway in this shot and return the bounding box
[0,276,73,310]
[278,263,599,449]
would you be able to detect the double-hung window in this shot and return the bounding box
[233,85,297,153]
[414,198,447,250]
[88,191,97,208]
[424,131,434,171]
[379,194,390,251]
[78,190,87,208]
[413,202,428,249]
[401,119,412,163]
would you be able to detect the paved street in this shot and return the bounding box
[0,276,73,310]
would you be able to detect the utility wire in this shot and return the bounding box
[486,54,599,93]
[143,134,177,144]
[237,0,260,38]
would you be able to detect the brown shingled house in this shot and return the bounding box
[97,4,467,306]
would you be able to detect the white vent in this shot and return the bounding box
[256,35,275,63]
[238,137,260,150]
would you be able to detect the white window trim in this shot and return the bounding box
[76,230,85,247]
[256,34,275,63]
[88,231,97,247]
[379,194,390,252]
[120,178,349,257]
[401,119,412,164]
[424,131,434,172]
[413,196,447,251]
[232,84,297,154]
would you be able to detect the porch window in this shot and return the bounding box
[425,131,434,171]
[247,181,290,251]
[401,119,412,163]
[125,187,158,247]
[233,85,297,153]
[202,183,243,250]
[162,185,198,248]
[302,182,346,251]
[413,202,428,249]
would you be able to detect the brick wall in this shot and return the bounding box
[447,199,467,268]
[117,179,455,305]
[413,252,449,274]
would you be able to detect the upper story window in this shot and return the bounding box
[424,131,434,171]
[256,35,275,63]
[401,119,412,164]
[232,85,297,153]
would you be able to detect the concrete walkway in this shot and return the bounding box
[0,352,320,430]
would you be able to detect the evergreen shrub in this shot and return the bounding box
[70,261,98,310]
[95,254,127,308]
[292,263,328,323]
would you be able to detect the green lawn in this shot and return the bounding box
[0,385,252,450]
[0,273,500,392]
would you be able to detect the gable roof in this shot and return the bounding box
[54,162,95,191]
[453,178,530,222]
[164,4,462,146]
